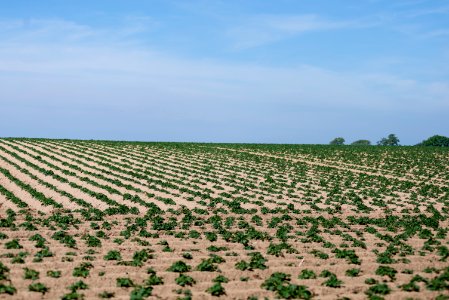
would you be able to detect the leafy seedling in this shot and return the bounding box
[167,261,192,273]
[298,269,317,279]
[117,277,135,288]
[28,282,49,294]
[176,274,196,287]
[206,283,226,297]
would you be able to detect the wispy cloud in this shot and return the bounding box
[0,13,448,143]
[226,14,380,49]
[0,17,447,115]
[116,15,159,36]
[421,28,449,38]
[0,16,157,46]
[403,5,449,18]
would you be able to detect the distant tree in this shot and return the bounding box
[377,134,400,146]
[351,139,371,146]
[329,137,345,145]
[417,135,449,147]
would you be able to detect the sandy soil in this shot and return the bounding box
[0,139,448,299]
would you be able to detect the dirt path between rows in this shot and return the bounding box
[208,147,446,188]
[0,171,52,213]
[0,193,19,211]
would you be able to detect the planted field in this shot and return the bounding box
[0,138,448,299]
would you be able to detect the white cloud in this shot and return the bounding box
[0,17,447,115]
[422,28,449,38]
[0,19,95,43]
[226,14,380,49]
[0,16,156,46]
[403,5,449,18]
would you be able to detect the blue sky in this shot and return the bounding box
[1,0,448,144]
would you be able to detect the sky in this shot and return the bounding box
[1,0,448,145]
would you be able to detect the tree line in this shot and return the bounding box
[329,134,449,147]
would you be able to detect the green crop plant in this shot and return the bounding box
[375,266,397,281]
[345,268,361,277]
[130,286,153,299]
[213,275,229,283]
[197,259,218,272]
[262,272,312,299]
[322,275,343,288]
[0,262,10,280]
[176,274,196,287]
[28,282,49,294]
[116,277,135,288]
[310,249,329,260]
[98,291,115,298]
[235,252,267,271]
[206,282,226,297]
[145,271,163,286]
[262,272,291,291]
[47,270,61,278]
[167,261,191,273]
[11,252,28,264]
[69,280,89,292]
[5,239,22,249]
[104,250,122,261]
[298,269,317,279]
[72,263,94,278]
[365,283,391,297]
[23,268,39,280]
[0,284,16,295]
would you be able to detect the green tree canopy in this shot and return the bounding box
[329,137,345,145]
[417,135,449,147]
[377,134,400,146]
[351,140,371,146]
